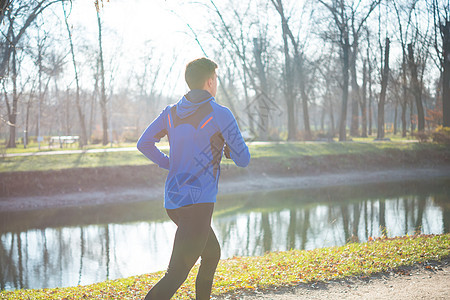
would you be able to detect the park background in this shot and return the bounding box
[1,0,450,299]
[1,0,449,148]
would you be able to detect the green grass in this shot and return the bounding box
[1,234,448,299]
[0,133,411,154]
[0,151,151,172]
[1,141,448,173]
[2,142,145,154]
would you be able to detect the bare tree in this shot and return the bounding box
[271,0,297,140]
[0,0,12,25]
[393,0,416,137]
[430,0,450,127]
[5,38,18,148]
[270,0,314,140]
[360,56,368,137]
[317,0,379,141]
[96,7,108,145]
[207,0,261,133]
[24,79,38,148]
[253,37,269,139]
[377,37,390,139]
[407,42,426,132]
[1,0,63,147]
[62,1,88,146]
[0,0,62,80]
[368,48,374,136]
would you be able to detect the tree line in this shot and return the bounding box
[0,0,449,148]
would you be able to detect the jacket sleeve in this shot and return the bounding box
[137,107,170,170]
[217,107,251,167]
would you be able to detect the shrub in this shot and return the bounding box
[90,136,102,144]
[413,131,430,143]
[432,126,450,144]
[120,130,139,143]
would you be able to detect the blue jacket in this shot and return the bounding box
[137,90,250,209]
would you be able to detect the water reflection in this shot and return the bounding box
[1,179,449,290]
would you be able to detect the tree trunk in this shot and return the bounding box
[65,88,71,136]
[253,37,269,140]
[394,101,398,135]
[301,87,311,140]
[25,94,32,148]
[377,38,390,139]
[0,1,51,80]
[339,38,350,141]
[280,23,296,140]
[350,94,359,136]
[286,92,296,140]
[368,56,373,136]
[321,105,325,131]
[350,45,360,137]
[89,68,98,143]
[407,43,425,132]
[63,2,87,147]
[401,56,408,137]
[442,20,450,127]
[298,57,311,140]
[97,9,108,145]
[350,17,361,138]
[360,59,368,137]
[7,47,18,148]
[329,98,335,137]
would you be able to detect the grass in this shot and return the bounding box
[1,141,448,173]
[1,141,145,154]
[1,234,449,299]
[0,133,413,154]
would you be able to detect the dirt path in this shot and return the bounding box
[217,259,450,300]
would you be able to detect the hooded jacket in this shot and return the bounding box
[137,89,250,209]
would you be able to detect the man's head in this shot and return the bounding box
[185,58,218,97]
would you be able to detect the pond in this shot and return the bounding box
[1,178,449,290]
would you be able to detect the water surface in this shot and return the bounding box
[1,179,449,290]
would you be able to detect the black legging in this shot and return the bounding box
[144,203,220,300]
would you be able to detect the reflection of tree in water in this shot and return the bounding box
[379,199,386,236]
[300,209,310,250]
[403,198,410,235]
[0,234,15,289]
[104,225,110,280]
[352,203,361,243]
[78,227,85,286]
[363,200,369,240]
[433,194,450,233]
[414,196,426,234]
[1,181,449,290]
[17,232,23,289]
[287,210,296,250]
[341,205,350,242]
[261,212,272,253]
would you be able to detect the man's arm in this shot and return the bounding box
[137,108,170,170]
[218,108,250,167]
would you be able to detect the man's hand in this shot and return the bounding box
[224,143,231,159]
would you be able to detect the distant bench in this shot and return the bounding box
[49,136,79,148]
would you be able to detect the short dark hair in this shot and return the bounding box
[185,58,217,90]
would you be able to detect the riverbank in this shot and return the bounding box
[1,142,449,211]
[1,234,449,299]
[1,167,449,212]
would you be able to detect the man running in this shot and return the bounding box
[137,57,250,300]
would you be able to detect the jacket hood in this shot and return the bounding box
[176,89,214,119]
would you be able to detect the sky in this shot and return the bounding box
[66,0,213,96]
